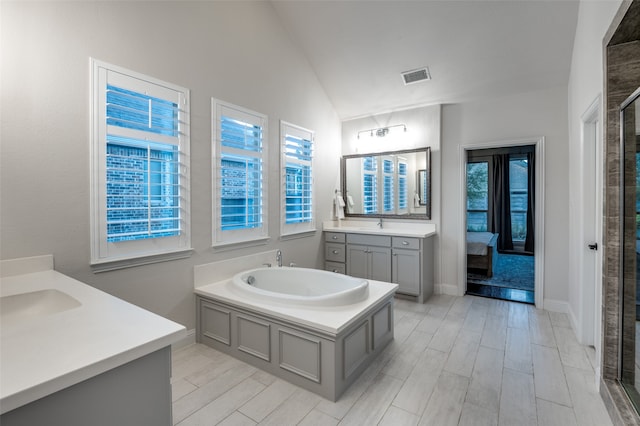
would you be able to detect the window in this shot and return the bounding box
[397,160,408,212]
[212,99,267,246]
[382,158,394,213]
[90,59,191,267]
[362,157,378,214]
[280,121,314,236]
[466,161,489,232]
[509,156,529,241]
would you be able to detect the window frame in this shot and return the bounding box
[90,59,191,269]
[466,159,492,233]
[212,99,268,247]
[280,121,315,237]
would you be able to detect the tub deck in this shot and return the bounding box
[195,274,398,401]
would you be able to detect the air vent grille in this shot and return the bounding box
[401,67,431,85]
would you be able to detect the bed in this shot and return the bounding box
[467,232,499,278]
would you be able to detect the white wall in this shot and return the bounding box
[441,87,570,304]
[566,0,621,348]
[341,105,442,286]
[0,1,341,329]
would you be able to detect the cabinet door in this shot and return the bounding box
[369,246,391,282]
[392,248,420,295]
[346,244,369,279]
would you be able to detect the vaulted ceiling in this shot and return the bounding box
[271,1,580,121]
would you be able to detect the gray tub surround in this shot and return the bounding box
[194,254,398,401]
[0,255,185,426]
[323,220,436,303]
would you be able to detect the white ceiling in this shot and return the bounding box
[271,0,580,121]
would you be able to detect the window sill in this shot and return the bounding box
[212,237,270,252]
[280,229,317,240]
[91,249,194,273]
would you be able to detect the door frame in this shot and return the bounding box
[578,96,602,350]
[458,136,545,308]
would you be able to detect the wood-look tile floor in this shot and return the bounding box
[171,295,613,426]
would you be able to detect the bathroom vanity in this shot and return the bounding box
[324,221,436,303]
[0,255,185,426]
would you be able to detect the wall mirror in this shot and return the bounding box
[341,147,431,219]
[621,86,640,410]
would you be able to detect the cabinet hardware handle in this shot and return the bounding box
[333,269,339,273]
[402,241,409,245]
[332,250,339,254]
[332,235,338,240]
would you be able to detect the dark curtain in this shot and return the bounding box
[493,154,513,251]
[524,151,535,253]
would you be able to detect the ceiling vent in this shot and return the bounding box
[401,67,431,85]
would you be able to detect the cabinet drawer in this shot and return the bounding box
[325,243,346,262]
[325,261,346,274]
[325,232,346,243]
[392,237,420,250]
[347,233,391,247]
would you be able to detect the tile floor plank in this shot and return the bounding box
[499,368,537,426]
[338,373,404,426]
[531,344,572,407]
[505,326,533,374]
[418,370,469,426]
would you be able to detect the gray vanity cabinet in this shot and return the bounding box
[392,247,420,295]
[345,235,392,283]
[324,230,434,303]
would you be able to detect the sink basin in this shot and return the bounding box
[1,289,81,326]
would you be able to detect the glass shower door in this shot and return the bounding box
[621,86,640,411]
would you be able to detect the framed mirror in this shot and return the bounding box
[341,147,431,219]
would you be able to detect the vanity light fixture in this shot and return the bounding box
[357,124,407,139]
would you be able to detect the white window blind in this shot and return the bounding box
[362,156,378,214]
[398,159,408,212]
[91,59,191,267]
[280,121,314,236]
[212,99,268,246]
[382,158,394,213]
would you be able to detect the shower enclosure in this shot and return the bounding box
[620,86,640,411]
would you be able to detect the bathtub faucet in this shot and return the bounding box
[276,250,283,267]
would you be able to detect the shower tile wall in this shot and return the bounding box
[602,2,640,422]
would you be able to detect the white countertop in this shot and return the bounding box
[323,220,436,238]
[0,261,186,414]
[195,277,398,335]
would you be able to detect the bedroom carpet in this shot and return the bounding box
[467,253,535,304]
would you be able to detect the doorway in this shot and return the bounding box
[459,137,545,308]
[465,146,535,303]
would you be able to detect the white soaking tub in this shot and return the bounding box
[232,267,369,306]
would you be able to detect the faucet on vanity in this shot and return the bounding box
[377,218,383,229]
[276,250,283,267]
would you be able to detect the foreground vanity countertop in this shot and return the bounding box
[322,220,436,238]
[0,267,186,414]
[195,276,398,335]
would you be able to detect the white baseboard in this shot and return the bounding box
[543,298,569,314]
[568,305,579,335]
[172,328,196,350]
[436,283,459,296]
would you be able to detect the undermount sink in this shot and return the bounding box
[1,289,81,327]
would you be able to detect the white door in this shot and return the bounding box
[580,99,601,347]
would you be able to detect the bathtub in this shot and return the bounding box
[232,267,369,306]
[195,258,398,401]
